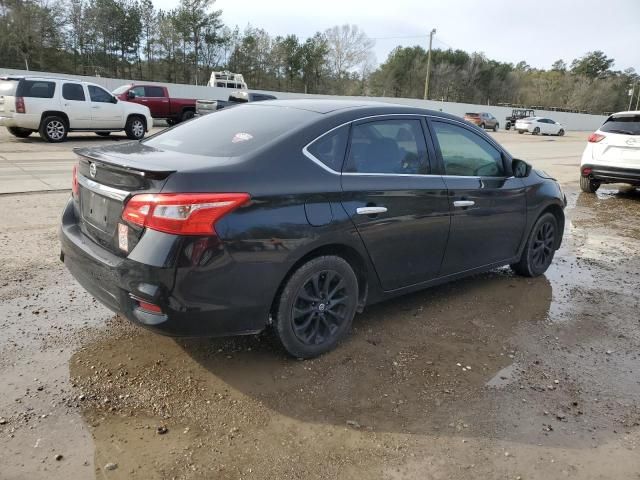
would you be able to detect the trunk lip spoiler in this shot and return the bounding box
[73,147,177,176]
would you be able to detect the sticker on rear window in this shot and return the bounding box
[232,132,253,143]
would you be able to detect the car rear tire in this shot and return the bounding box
[518,130,524,134]
[95,131,111,137]
[533,127,540,135]
[8,127,32,138]
[558,129,565,136]
[511,212,558,277]
[125,116,145,140]
[274,255,359,358]
[580,175,600,193]
[506,122,511,130]
[166,118,177,126]
[181,110,195,122]
[39,116,67,143]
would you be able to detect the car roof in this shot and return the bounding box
[246,99,463,121]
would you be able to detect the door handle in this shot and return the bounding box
[91,106,100,109]
[453,200,475,208]
[356,206,387,215]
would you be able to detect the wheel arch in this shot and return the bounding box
[41,111,69,127]
[539,203,565,249]
[127,113,147,130]
[269,243,370,319]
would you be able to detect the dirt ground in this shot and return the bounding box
[0,129,639,480]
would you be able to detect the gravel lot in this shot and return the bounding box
[0,127,639,479]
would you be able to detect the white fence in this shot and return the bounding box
[0,67,608,131]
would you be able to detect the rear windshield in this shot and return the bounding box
[143,104,317,157]
[0,80,19,96]
[600,115,640,135]
[16,80,55,98]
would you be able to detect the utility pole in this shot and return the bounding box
[423,28,436,100]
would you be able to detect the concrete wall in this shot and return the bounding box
[1,67,608,131]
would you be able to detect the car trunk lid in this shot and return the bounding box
[595,115,640,164]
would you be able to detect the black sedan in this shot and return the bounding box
[60,100,566,358]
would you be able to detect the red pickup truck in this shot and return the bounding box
[113,84,196,125]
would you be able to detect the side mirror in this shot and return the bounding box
[127,90,135,99]
[512,158,532,178]
[111,96,118,104]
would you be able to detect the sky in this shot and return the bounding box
[153,0,640,72]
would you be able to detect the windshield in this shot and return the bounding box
[600,115,640,135]
[112,85,131,95]
[143,104,318,157]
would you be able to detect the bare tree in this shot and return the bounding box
[324,24,374,92]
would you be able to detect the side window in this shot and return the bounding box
[16,80,55,98]
[88,85,113,103]
[131,86,145,97]
[62,83,85,101]
[345,119,429,174]
[432,121,505,177]
[306,125,349,171]
[145,86,164,97]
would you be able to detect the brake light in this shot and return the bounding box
[15,96,25,114]
[588,133,605,143]
[71,164,79,198]
[582,167,592,176]
[122,193,250,235]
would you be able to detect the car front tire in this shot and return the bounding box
[39,116,68,143]
[558,129,565,136]
[493,123,499,132]
[8,127,32,138]
[125,116,146,140]
[274,255,359,358]
[511,212,559,277]
[580,175,600,193]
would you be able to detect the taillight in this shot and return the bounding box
[588,133,605,143]
[582,167,592,176]
[122,193,250,235]
[15,96,25,114]
[71,164,79,198]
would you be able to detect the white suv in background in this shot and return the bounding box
[580,111,640,193]
[0,76,153,142]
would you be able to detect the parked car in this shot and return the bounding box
[463,112,499,131]
[515,117,565,136]
[195,91,277,116]
[113,84,195,125]
[579,111,640,193]
[505,109,535,130]
[0,76,152,142]
[59,100,566,358]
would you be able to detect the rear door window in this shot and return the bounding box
[17,80,55,98]
[62,83,86,101]
[145,86,165,97]
[344,119,430,174]
[306,125,349,171]
[600,115,640,135]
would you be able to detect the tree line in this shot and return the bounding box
[1,0,637,114]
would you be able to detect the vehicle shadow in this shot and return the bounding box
[178,269,555,440]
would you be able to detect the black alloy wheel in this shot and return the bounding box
[275,256,358,358]
[511,212,558,277]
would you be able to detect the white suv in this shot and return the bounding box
[580,111,640,193]
[0,76,153,142]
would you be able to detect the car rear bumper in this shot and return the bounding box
[581,164,640,185]
[59,197,268,337]
[0,114,40,129]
